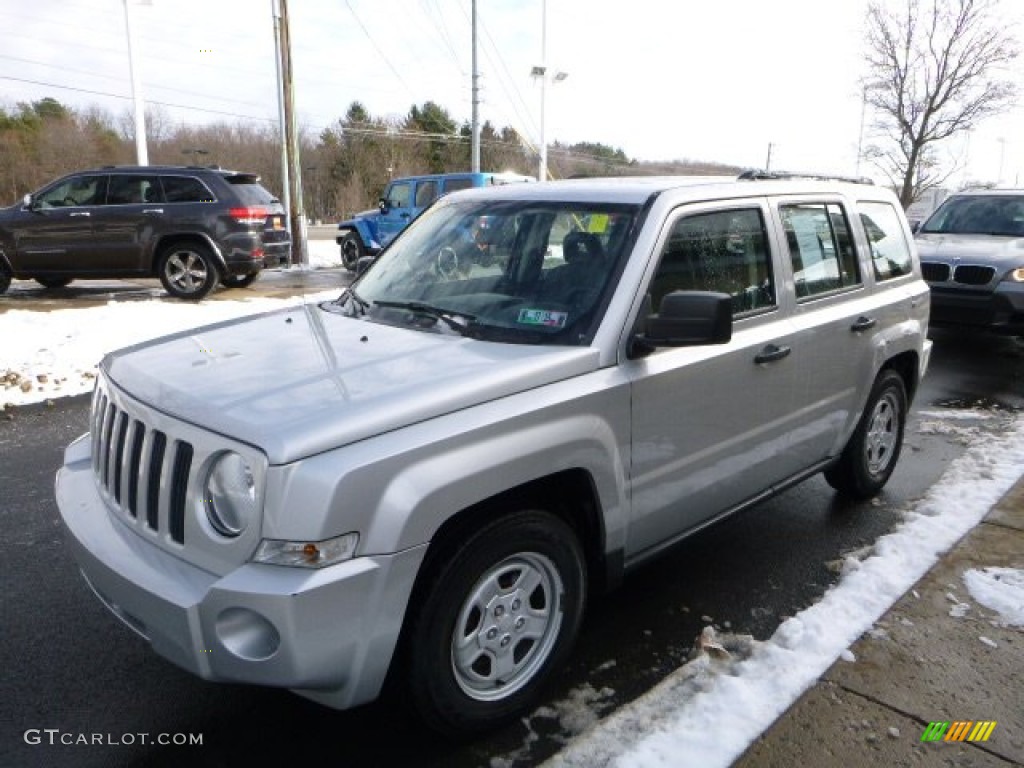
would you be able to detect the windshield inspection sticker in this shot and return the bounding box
[517,308,568,328]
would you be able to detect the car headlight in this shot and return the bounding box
[1008,267,1024,282]
[252,533,359,568]
[205,452,257,537]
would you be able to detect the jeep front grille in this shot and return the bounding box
[953,265,995,286]
[92,394,192,545]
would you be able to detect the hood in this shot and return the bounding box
[103,304,600,464]
[915,232,1024,267]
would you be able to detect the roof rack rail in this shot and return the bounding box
[737,169,874,185]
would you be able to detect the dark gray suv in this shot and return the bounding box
[0,165,290,300]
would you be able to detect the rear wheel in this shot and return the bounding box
[221,271,260,289]
[339,232,364,271]
[36,277,73,289]
[403,510,586,736]
[158,242,219,300]
[825,369,907,499]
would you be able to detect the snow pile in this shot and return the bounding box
[545,415,1024,768]
[963,567,1024,627]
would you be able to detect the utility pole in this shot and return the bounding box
[277,0,306,266]
[272,0,292,263]
[765,142,773,172]
[470,0,481,173]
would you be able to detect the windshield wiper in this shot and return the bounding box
[337,285,370,315]
[373,300,476,336]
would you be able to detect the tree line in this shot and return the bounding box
[0,96,738,221]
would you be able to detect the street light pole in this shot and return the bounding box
[123,0,149,165]
[538,0,547,180]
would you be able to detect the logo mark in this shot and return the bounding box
[921,721,997,742]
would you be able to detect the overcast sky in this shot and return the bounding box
[2,0,1022,186]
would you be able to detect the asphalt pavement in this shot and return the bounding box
[734,478,1024,767]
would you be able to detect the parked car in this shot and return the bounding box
[57,175,930,736]
[914,189,1024,335]
[335,171,534,270]
[0,165,290,300]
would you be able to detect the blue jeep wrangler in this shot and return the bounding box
[335,171,533,270]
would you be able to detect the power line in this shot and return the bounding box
[0,75,277,124]
[343,0,418,100]
[0,55,270,109]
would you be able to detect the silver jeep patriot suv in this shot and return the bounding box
[57,175,931,735]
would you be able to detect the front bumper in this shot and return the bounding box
[56,435,426,710]
[928,282,1024,333]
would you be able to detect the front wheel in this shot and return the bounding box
[825,369,907,499]
[0,262,12,294]
[339,232,364,271]
[158,242,219,300]
[404,510,586,736]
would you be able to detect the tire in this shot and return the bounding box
[36,277,73,289]
[339,232,364,271]
[220,271,260,289]
[403,510,586,737]
[0,262,12,294]
[158,241,219,300]
[825,369,907,499]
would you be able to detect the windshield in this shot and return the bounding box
[920,194,1024,237]
[333,197,639,345]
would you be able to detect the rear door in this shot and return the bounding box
[769,197,878,465]
[88,173,165,272]
[626,201,807,557]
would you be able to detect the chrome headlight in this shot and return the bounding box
[205,452,257,537]
[1008,267,1024,282]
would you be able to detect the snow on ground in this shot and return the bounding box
[0,240,341,408]
[542,414,1024,768]
[962,567,1024,627]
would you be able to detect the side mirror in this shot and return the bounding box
[22,193,33,209]
[378,198,390,214]
[637,291,733,348]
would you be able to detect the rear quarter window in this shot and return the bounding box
[225,178,278,206]
[858,201,913,281]
[161,176,215,203]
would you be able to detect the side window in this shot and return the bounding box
[781,203,861,299]
[443,178,474,193]
[107,175,162,205]
[385,182,411,209]
[651,208,775,316]
[858,201,913,280]
[414,180,438,207]
[160,176,215,203]
[36,175,108,208]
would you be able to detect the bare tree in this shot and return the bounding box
[864,0,1018,206]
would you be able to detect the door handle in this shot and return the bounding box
[143,208,164,214]
[754,344,791,364]
[850,316,877,332]
[69,211,91,217]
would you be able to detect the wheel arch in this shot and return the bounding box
[151,232,227,276]
[880,349,919,405]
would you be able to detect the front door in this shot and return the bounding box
[10,174,108,273]
[378,180,414,246]
[626,203,807,559]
